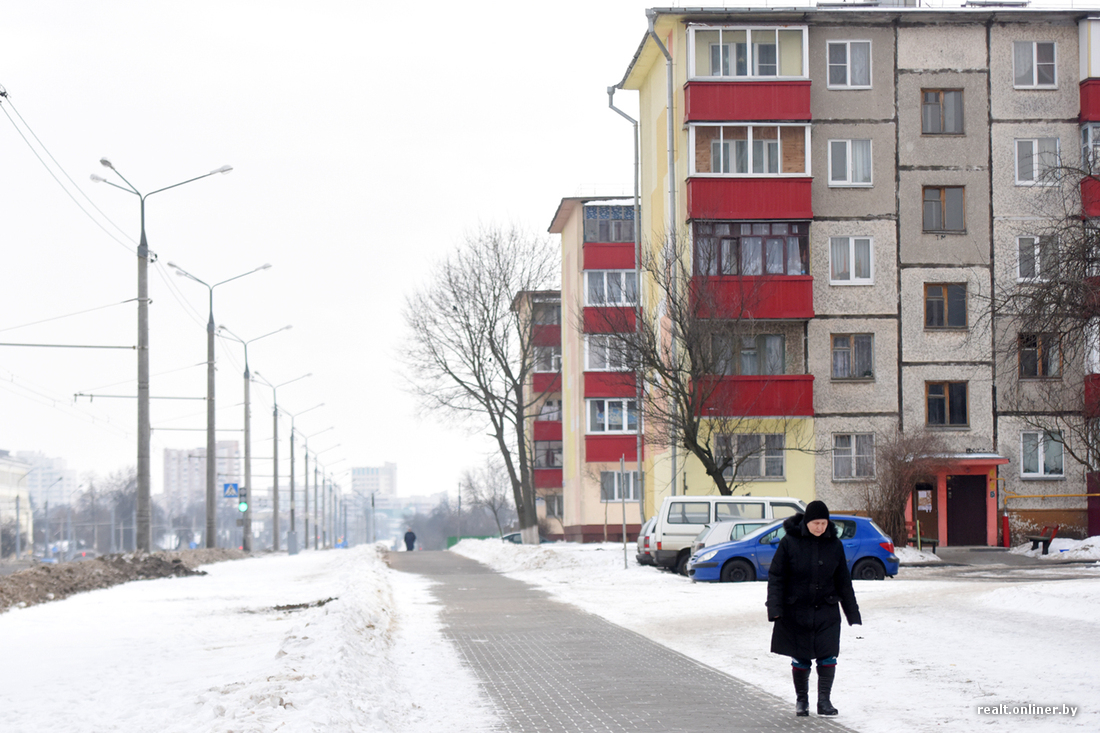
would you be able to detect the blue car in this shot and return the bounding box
[688,515,899,582]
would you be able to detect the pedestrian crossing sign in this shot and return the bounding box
[223,483,239,498]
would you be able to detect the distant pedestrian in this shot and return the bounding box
[404,528,416,552]
[766,500,861,717]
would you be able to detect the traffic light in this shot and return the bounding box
[238,487,248,513]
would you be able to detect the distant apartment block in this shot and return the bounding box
[351,463,397,497]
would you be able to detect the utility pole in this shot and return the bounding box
[303,447,309,550]
[15,495,21,559]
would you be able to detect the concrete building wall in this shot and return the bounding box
[899,267,992,364]
[810,317,900,415]
[900,363,995,450]
[811,218,898,316]
[897,22,988,72]
[811,122,897,216]
[897,71,990,169]
[809,25,896,121]
[813,414,899,512]
[990,22,1080,121]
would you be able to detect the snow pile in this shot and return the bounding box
[452,537,632,573]
[0,545,496,733]
[458,538,1100,733]
[1009,534,1100,560]
[895,546,943,564]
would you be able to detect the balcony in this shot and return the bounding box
[532,323,560,347]
[1083,176,1100,218]
[585,435,638,463]
[534,468,563,489]
[688,177,812,220]
[583,306,636,334]
[696,374,814,417]
[584,371,636,398]
[1082,79,1100,123]
[692,276,813,320]
[684,81,811,123]
[532,372,561,393]
[533,420,562,441]
[584,242,635,270]
[1086,374,1100,418]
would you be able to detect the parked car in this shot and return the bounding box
[689,519,772,557]
[687,515,899,583]
[650,495,806,575]
[635,517,658,566]
[501,532,552,544]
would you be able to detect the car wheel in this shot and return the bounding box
[852,558,885,581]
[675,552,690,576]
[720,558,756,583]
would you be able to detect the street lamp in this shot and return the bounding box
[299,426,334,550]
[281,403,324,555]
[91,159,232,551]
[312,445,340,549]
[218,324,291,551]
[166,261,271,549]
[252,371,311,552]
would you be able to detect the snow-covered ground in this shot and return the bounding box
[1010,535,1100,561]
[453,538,1100,733]
[0,545,497,733]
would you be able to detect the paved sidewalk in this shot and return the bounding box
[390,551,854,733]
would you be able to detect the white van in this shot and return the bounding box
[651,495,806,574]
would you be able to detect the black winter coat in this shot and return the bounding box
[766,514,861,660]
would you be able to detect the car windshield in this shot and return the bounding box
[741,519,783,543]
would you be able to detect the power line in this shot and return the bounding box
[0,299,136,334]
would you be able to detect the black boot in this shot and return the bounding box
[792,666,810,716]
[816,664,838,716]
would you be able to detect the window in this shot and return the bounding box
[534,441,562,468]
[925,283,967,329]
[833,434,875,478]
[1019,333,1061,378]
[828,139,872,186]
[666,501,710,524]
[922,186,965,232]
[1015,138,1059,184]
[711,333,786,375]
[533,346,561,373]
[532,302,561,325]
[694,221,809,276]
[716,434,785,479]
[538,399,562,420]
[543,493,563,517]
[1017,236,1055,280]
[1021,431,1064,477]
[921,90,963,135]
[584,205,634,243]
[1082,124,1100,170]
[829,236,873,284]
[692,125,808,176]
[586,334,631,371]
[690,26,806,79]
[715,502,766,520]
[831,334,874,379]
[827,41,871,89]
[585,270,637,306]
[1013,41,1056,89]
[587,399,639,433]
[926,381,968,427]
[600,471,639,501]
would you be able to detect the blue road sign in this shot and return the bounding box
[223,483,239,498]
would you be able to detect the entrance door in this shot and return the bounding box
[911,482,938,541]
[946,475,987,545]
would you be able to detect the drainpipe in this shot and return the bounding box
[608,85,645,523]
[647,10,679,496]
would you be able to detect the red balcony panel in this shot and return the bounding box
[684,81,811,123]
[534,468,563,489]
[533,420,562,441]
[688,178,812,220]
[584,242,636,270]
[583,306,636,333]
[693,276,814,320]
[1082,80,1100,122]
[585,435,638,463]
[696,375,815,417]
[1086,374,1100,418]
[584,371,636,398]
[532,372,561,393]
[532,323,560,347]
[1083,176,1100,218]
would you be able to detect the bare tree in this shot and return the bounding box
[403,226,558,544]
[862,429,951,546]
[586,230,816,496]
[990,159,1100,472]
[461,458,516,537]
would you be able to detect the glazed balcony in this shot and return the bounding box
[692,276,813,320]
[687,177,812,220]
[684,80,811,123]
[695,374,815,417]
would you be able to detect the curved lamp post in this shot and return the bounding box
[218,325,291,550]
[253,371,311,552]
[166,262,270,548]
[91,160,232,551]
[280,403,324,554]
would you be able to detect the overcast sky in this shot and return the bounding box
[0,0,666,500]
[0,0,1082,503]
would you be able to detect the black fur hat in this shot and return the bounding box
[803,500,830,523]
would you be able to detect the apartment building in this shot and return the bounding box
[351,463,398,498]
[599,3,1100,545]
[163,441,240,514]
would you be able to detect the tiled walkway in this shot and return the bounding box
[389,551,855,733]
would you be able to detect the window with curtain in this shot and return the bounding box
[717,434,785,479]
[692,125,807,175]
[828,139,872,186]
[1013,41,1056,88]
[1015,138,1060,184]
[833,433,875,478]
[829,236,872,284]
[832,334,874,379]
[709,333,785,375]
[1017,236,1056,280]
[691,26,806,79]
[1020,431,1063,477]
[922,186,965,232]
[827,41,871,88]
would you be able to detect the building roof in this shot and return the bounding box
[548,196,634,234]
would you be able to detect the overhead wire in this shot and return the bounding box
[0,298,136,334]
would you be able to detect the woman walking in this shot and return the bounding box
[766,500,861,717]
